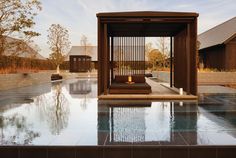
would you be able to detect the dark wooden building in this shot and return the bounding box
[67,46,97,72]
[69,55,91,72]
[97,11,198,96]
[198,17,236,70]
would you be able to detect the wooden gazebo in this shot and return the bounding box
[97,11,198,97]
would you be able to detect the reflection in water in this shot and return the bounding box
[97,98,236,145]
[35,81,70,135]
[0,114,40,145]
[172,102,198,131]
[1,80,236,145]
[0,83,51,108]
[111,106,147,142]
[69,80,91,94]
[97,101,199,144]
[49,82,69,135]
[67,79,94,110]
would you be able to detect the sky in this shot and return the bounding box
[33,0,236,58]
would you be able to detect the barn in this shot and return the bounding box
[198,17,236,70]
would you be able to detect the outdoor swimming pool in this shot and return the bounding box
[1,78,236,146]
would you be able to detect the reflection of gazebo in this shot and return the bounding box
[97,11,198,97]
[97,101,198,144]
[97,102,151,144]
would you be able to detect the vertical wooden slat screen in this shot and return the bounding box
[110,37,114,82]
[113,37,145,78]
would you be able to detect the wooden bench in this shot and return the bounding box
[109,75,152,94]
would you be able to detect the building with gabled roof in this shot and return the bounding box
[198,17,236,70]
[66,46,97,72]
[2,36,45,60]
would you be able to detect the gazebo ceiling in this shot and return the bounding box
[108,23,186,37]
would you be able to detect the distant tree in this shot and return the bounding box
[47,24,71,74]
[148,49,166,70]
[0,0,42,57]
[80,34,92,56]
[145,42,153,53]
[156,37,169,55]
[145,42,153,59]
[156,37,170,68]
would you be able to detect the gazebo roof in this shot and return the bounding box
[97,11,198,37]
[96,11,198,17]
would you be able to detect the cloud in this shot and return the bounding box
[30,0,235,57]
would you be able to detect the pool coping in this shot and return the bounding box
[98,94,198,100]
[1,145,236,158]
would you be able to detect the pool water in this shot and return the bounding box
[1,78,236,145]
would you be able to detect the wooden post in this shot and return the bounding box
[107,34,110,87]
[190,18,198,95]
[104,24,108,95]
[97,18,102,95]
[186,24,191,95]
[170,37,173,87]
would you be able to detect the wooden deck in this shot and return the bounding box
[98,78,198,101]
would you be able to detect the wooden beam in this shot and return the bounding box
[104,24,108,95]
[189,18,198,95]
[100,18,196,24]
[96,11,199,18]
[186,24,191,94]
[170,36,173,87]
[174,28,188,91]
[107,34,110,88]
[97,18,102,95]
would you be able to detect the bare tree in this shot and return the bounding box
[145,42,153,56]
[47,24,71,74]
[156,37,170,68]
[156,37,169,55]
[80,34,92,57]
[145,42,153,71]
[0,0,42,57]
